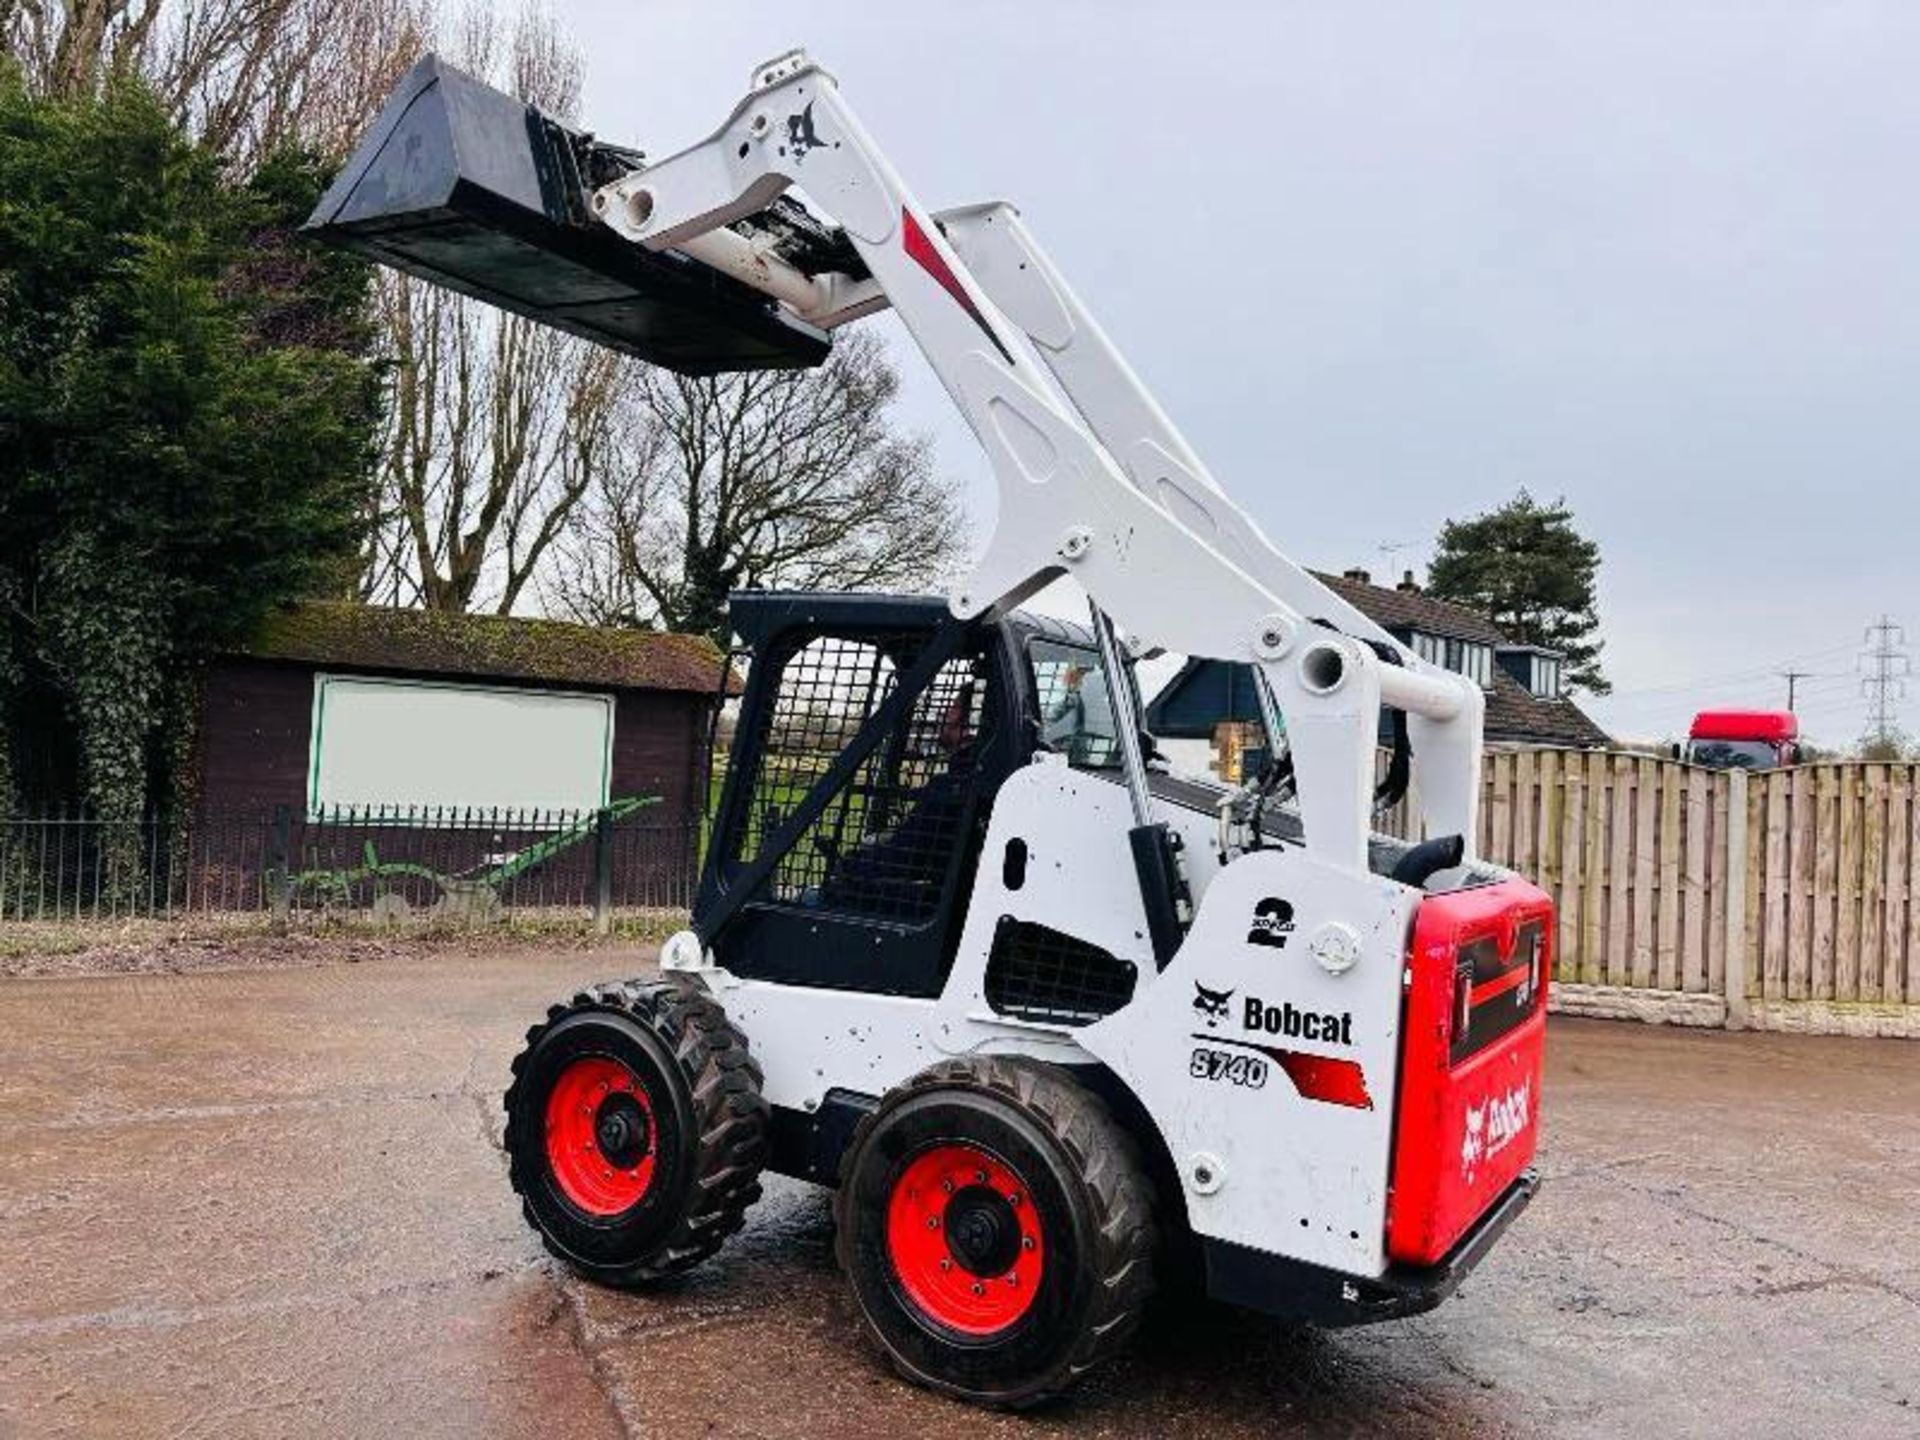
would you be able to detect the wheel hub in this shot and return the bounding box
[595,1093,651,1169]
[543,1055,658,1217]
[884,1142,1045,1337]
[944,1185,1021,1277]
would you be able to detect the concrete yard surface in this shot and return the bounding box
[0,951,1915,1438]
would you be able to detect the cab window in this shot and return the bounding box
[1029,640,1121,769]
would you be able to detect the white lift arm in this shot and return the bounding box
[594,50,1484,875]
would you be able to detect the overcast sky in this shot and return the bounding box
[567,2,1918,745]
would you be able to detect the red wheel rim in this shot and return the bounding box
[544,1056,657,1216]
[885,1142,1045,1336]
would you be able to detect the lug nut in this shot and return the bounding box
[926,1216,939,1230]
[975,1170,987,1183]
[971,1282,985,1296]
[939,1259,952,1272]
[1022,1237,1035,1250]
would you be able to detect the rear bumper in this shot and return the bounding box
[1199,1169,1540,1327]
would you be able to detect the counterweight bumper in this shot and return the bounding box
[1199,1170,1540,1327]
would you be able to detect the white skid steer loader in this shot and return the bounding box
[311,48,1550,1408]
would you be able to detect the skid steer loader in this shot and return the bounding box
[312,49,1550,1407]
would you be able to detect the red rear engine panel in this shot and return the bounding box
[1388,877,1551,1267]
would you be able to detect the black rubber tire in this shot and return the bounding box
[833,1056,1156,1408]
[504,977,767,1285]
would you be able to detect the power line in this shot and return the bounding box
[1603,670,1854,716]
[1859,615,1910,747]
[1605,643,1858,701]
[1792,695,1867,719]
[1780,669,1814,710]
[1785,673,1864,699]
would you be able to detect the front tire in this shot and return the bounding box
[503,978,767,1285]
[834,1056,1156,1408]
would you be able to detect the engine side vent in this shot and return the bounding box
[984,917,1137,1026]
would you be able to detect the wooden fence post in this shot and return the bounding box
[1723,768,1750,1030]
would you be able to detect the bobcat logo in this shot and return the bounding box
[1246,897,1295,948]
[1192,981,1236,1028]
[1461,1106,1486,1180]
[786,102,828,160]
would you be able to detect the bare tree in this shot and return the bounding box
[12,2,965,635]
[549,330,967,643]
[4,0,428,165]
[358,4,615,615]
[367,272,624,612]
[9,2,622,617]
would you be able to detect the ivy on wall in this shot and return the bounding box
[0,68,381,826]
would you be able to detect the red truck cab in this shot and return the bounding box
[1683,709,1801,770]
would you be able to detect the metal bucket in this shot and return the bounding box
[304,54,829,375]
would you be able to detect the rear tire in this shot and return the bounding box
[834,1056,1156,1408]
[504,978,767,1285]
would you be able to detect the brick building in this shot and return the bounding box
[198,601,731,825]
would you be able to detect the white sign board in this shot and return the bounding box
[308,674,613,817]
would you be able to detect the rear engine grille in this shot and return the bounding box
[1450,919,1547,1065]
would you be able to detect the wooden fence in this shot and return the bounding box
[1465,750,1920,1034]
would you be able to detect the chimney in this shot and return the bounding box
[1342,566,1372,585]
[1398,569,1421,594]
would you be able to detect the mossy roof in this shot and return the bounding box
[237,602,736,696]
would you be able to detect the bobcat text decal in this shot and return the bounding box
[1188,983,1371,1109]
[1461,1079,1532,1184]
[1242,994,1353,1046]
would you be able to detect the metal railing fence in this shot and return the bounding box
[0,804,700,927]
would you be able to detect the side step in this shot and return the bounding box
[304,53,831,376]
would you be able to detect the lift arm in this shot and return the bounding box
[593,49,1483,875]
[930,201,1485,847]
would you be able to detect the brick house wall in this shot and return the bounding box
[195,658,715,823]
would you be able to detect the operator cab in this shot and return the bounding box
[700,591,1506,1003]
[698,592,1129,998]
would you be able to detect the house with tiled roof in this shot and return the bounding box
[1147,567,1609,764]
[1315,568,1610,749]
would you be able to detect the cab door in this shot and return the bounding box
[698,610,1018,997]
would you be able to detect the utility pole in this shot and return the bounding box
[1859,615,1910,748]
[1780,669,1813,711]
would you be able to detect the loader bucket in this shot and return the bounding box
[304,54,830,376]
